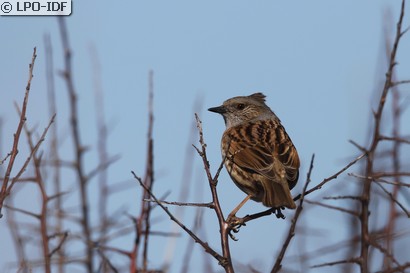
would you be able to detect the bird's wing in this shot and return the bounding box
[274,137,300,189]
[224,121,300,188]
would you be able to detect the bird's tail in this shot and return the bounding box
[262,181,296,209]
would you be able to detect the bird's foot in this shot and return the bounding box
[273,207,285,219]
[226,215,246,241]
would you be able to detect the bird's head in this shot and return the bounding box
[208,93,275,128]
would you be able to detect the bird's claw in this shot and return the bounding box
[227,215,246,241]
[273,207,285,219]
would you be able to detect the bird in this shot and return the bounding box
[208,92,300,211]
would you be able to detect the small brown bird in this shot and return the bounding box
[208,92,300,210]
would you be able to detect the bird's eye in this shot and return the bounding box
[237,103,245,110]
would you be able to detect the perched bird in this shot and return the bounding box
[208,93,300,209]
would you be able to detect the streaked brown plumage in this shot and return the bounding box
[208,92,299,209]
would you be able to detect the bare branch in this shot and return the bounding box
[97,248,119,273]
[142,70,154,272]
[144,199,214,208]
[374,181,410,217]
[293,153,365,201]
[58,17,93,272]
[359,1,407,271]
[373,172,410,178]
[375,262,410,273]
[4,204,40,219]
[194,114,234,273]
[0,47,37,217]
[304,200,359,217]
[349,173,410,187]
[0,153,11,166]
[131,171,226,266]
[391,79,410,87]
[368,239,400,267]
[85,155,120,182]
[311,257,362,268]
[6,114,56,199]
[44,33,65,273]
[323,195,362,201]
[49,232,69,258]
[379,135,410,144]
[349,140,368,153]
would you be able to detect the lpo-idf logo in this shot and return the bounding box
[1,0,71,15]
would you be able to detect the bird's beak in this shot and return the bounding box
[208,105,227,114]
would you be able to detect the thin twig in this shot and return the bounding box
[6,197,29,272]
[49,232,69,258]
[4,204,40,219]
[58,17,93,272]
[349,140,368,153]
[311,257,362,268]
[293,153,365,201]
[375,262,410,273]
[44,33,65,273]
[142,70,154,273]
[372,171,410,178]
[323,195,362,201]
[0,47,37,217]
[368,239,400,267]
[349,173,410,187]
[85,155,120,182]
[379,135,410,144]
[374,181,410,217]
[5,114,55,200]
[22,115,56,273]
[0,153,11,165]
[90,45,111,253]
[144,199,214,208]
[304,200,359,217]
[131,171,225,265]
[97,248,119,273]
[132,70,155,273]
[391,79,410,87]
[194,114,234,273]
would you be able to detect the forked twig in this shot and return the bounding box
[293,153,365,202]
[131,171,226,265]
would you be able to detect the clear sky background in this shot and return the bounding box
[1,1,410,272]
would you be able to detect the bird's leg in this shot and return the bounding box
[227,195,251,220]
[226,195,251,239]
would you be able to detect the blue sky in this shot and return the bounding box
[1,1,410,272]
